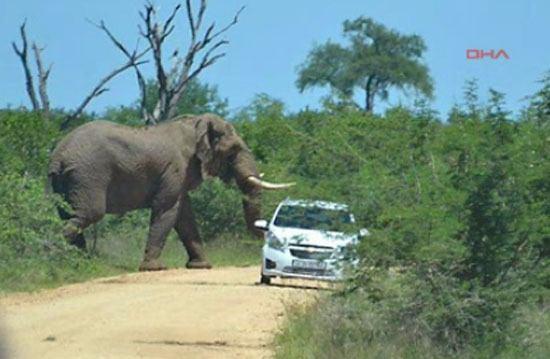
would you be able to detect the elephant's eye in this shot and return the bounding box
[227,153,238,164]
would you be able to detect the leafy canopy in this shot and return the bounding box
[297,17,433,112]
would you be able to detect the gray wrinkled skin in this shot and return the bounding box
[48,114,262,271]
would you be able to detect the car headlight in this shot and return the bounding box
[267,232,286,251]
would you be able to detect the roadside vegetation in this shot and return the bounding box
[269,78,549,357]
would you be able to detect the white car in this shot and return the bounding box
[254,198,368,284]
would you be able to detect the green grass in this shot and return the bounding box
[94,224,262,270]
[275,300,442,359]
[274,292,550,359]
[0,227,262,294]
[0,255,123,293]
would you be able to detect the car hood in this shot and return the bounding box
[270,226,357,248]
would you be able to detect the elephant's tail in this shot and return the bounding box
[46,158,67,195]
[46,161,73,220]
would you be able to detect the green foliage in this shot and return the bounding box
[190,179,247,240]
[0,111,112,291]
[523,71,550,128]
[272,80,548,356]
[143,77,229,118]
[275,292,549,359]
[103,106,142,126]
[0,172,117,292]
[296,16,433,112]
[0,110,60,176]
[101,78,229,126]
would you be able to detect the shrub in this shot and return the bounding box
[0,173,114,292]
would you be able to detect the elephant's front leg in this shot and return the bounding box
[139,203,179,271]
[175,193,212,269]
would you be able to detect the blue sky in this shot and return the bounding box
[1,0,549,117]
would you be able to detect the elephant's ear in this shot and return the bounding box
[195,117,224,176]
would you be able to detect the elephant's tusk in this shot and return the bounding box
[246,176,295,190]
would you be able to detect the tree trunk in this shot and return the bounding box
[364,76,374,113]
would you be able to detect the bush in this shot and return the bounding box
[0,173,115,292]
[275,292,549,359]
[0,110,60,176]
[272,86,548,356]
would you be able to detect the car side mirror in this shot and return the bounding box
[359,228,370,237]
[254,219,269,231]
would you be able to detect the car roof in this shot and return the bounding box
[280,198,349,211]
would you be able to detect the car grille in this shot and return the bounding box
[283,267,334,277]
[290,248,333,261]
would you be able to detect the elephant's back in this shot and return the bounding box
[49,121,146,175]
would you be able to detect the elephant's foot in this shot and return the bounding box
[139,259,167,271]
[186,259,212,269]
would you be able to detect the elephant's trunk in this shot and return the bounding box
[233,150,264,238]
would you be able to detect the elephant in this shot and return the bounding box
[47,114,294,271]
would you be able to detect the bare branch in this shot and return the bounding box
[162,4,181,41]
[185,0,206,41]
[188,52,225,81]
[175,39,227,95]
[195,0,207,34]
[12,21,40,111]
[210,5,244,40]
[197,23,215,51]
[164,4,244,120]
[135,1,244,123]
[139,2,170,122]
[185,0,196,40]
[32,43,52,118]
[90,19,152,122]
[61,58,147,129]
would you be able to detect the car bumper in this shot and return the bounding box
[261,245,344,281]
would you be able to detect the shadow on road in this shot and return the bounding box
[255,282,336,291]
[134,339,266,350]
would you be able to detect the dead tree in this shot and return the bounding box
[12,20,50,117]
[13,1,241,127]
[96,0,244,124]
[12,21,148,128]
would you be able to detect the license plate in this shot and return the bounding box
[292,260,326,270]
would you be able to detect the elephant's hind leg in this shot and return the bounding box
[63,218,90,250]
[56,203,85,249]
[140,204,179,271]
[62,191,106,251]
[55,170,106,250]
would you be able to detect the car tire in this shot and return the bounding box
[260,274,271,285]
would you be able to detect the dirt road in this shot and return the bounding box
[0,267,326,359]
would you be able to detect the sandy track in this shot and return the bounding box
[0,267,326,359]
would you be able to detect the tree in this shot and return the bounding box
[97,0,243,124]
[296,17,433,113]
[525,71,550,127]
[11,21,53,120]
[463,78,480,117]
[12,21,147,126]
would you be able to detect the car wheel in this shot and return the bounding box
[260,274,271,285]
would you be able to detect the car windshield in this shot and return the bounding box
[274,205,353,232]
